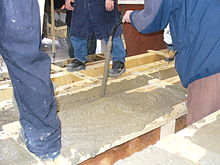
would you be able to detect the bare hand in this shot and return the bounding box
[105,0,114,11]
[122,10,133,23]
[66,0,75,11]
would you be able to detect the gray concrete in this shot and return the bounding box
[0,138,37,165]
[115,146,194,165]
[59,86,186,160]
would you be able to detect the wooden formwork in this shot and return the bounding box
[0,50,167,110]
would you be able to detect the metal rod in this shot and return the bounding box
[100,36,113,97]
[50,0,56,58]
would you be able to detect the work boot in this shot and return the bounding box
[66,59,86,72]
[19,128,60,161]
[109,61,125,77]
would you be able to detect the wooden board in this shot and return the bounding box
[0,51,168,110]
[79,115,187,165]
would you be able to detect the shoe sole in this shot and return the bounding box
[108,68,126,77]
[66,66,86,72]
[164,57,174,62]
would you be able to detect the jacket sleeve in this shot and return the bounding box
[130,0,172,34]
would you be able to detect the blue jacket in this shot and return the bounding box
[130,0,220,88]
[70,0,122,39]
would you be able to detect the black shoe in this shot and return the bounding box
[66,59,86,72]
[109,61,125,77]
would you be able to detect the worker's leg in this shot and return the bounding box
[109,36,126,63]
[70,36,88,63]
[67,26,74,58]
[187,73,220,125]
[104,36,126,77]
[87,34,97,55]
[0,0,61,159]
[67,36,87,71]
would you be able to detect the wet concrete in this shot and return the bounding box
[57,75,152,112]
[0,108,18,131]
[0,138,37,165]
[115,146,194,165]
[191,116,220,155]
[56,66,183,113]
[200,151,220,165]
[59,85,186,160]
[149,67,178,80]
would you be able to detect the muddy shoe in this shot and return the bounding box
[19,129,60,161]
[66,59,86,72]
[109,61,125,77]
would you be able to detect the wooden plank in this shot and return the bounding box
[51,73,83,87]
[80,53,164,77]
[0,52,176,108]
[0,88,13,102]
[175,115,187,133]
[79,128,161,165]
[79,112,187,165]
[160,119,176,139]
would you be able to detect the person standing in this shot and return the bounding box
[66,0,126,77]
[65,9,97,58]
[0,0,61,159]
[123,0,220,125]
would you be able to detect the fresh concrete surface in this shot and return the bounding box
[0,138,37,165]
[115,145,194,165]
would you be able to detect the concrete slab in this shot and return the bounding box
[115,145,194,165]
[58,81,186,163]
[0,108,18,131]
[0,138,37,165]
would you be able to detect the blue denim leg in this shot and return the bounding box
[104,36,126,62]
[70,36,88,63]
[0,0,61,160]
[67,27,74,58]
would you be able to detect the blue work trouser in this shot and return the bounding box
[0,0,61,159]
[70,36,126,63]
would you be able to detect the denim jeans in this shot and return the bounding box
[70,36,126,63]
[104,36,126,63]
[67,26,74,58]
